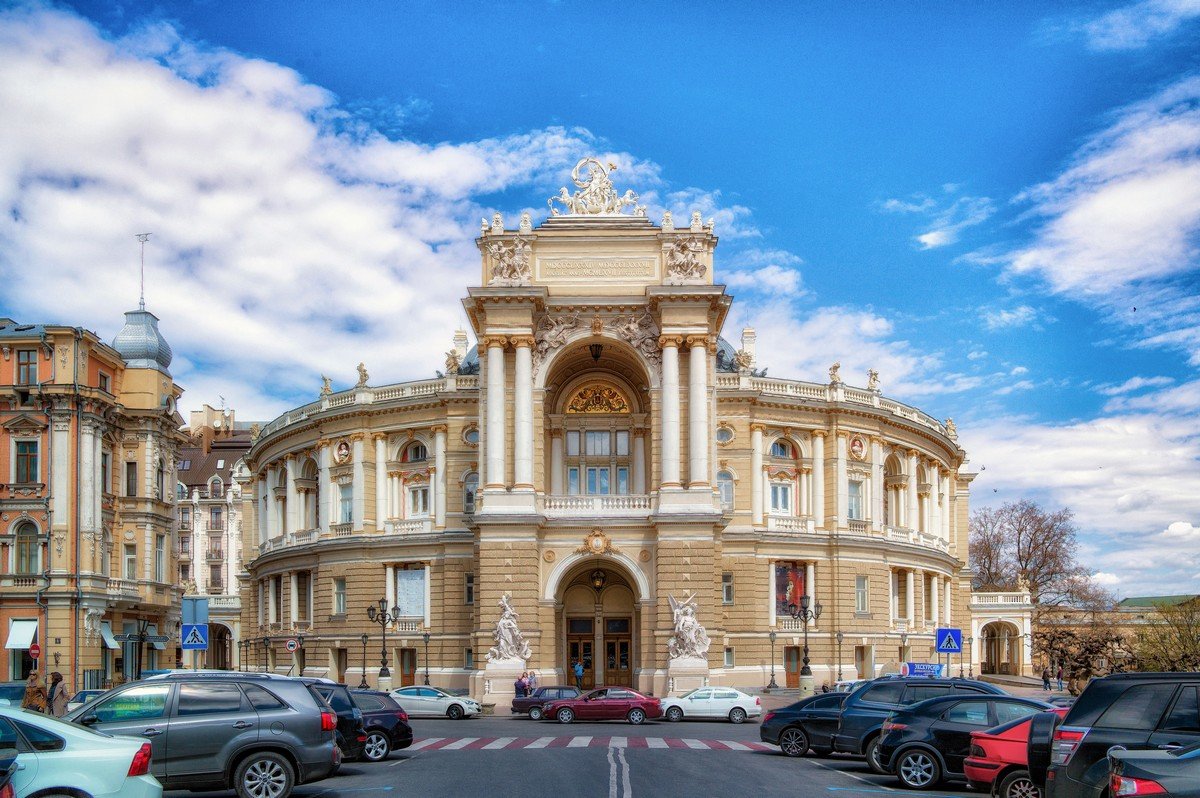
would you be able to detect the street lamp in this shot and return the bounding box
[785,594,823,678]
[835,631,844,681]
[262,637,271,673]
[966,636,974,678]
[358,634,370,689]
[767,632,778,690]
[366,597,400,679]
[422,632,431,686]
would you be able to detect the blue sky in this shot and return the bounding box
[1,0,1198,595]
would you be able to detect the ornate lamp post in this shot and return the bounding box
[366,597,400,685]
[767,631,778,690]
[835,631,844,681]
[786,594,823,694]
[262,637,271,673]
[358,634,370,689]
[966,636,974,678]
[422,632,431,686]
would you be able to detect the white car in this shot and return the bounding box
[659,687,762,723]
[389,686,481,719]
[0,705,162,798]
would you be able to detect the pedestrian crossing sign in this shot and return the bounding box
[935,628,962,654]
[182,623,209,651]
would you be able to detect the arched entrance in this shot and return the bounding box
[555,560,642,690]
[210,623,233,670]
[980,621,1023,676]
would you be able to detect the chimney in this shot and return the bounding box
[741,327,757,367]
[453,329,470,361]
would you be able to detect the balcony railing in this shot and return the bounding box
[107,578,140,599]
[778,617,812,631]
[971,592,1033,607]
[885,525,950,553]
[765,513,814,533]
[393,619,422,633]
[847,519,869,534]
[387,517,433,535]
[330,523,352,537]
[543,494,654,518]
[0,575,39,588]
[209,595,241,611]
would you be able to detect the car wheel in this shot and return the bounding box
[665,706,684,722]
[557,707,575,724]
[779,727,810,757]
[865,736,888,775]
[363,731,391,762]
[729,707,747,724]
[999,769,1042,798]
[528,706,544,721]
[896,749,941,790]
[627,708,646,725]
[235,751,295,798]
[447,704,464,720]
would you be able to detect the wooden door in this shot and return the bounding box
[567,637,594,689]
[335,648,348,683]
[605,637,632,687]
[399,648,417,687]
[784,646,801,688]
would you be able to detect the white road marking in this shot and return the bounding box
[568,735,592,748]
[482,737,516,750]
[610,736,628,748]
[439,737,478,750]
[722,740,750,751]
[526,736,556,749]
[683,738,708,749]
[812,760,901,792]
[608,746,618,798]
[617,745,632,797]
[646,737,669,749]
[406,737,444,751]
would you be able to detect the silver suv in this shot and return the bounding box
[65,672,338,798]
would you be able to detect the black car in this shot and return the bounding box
[832,677,1007,773]
[878,694,1051,789]
[1108,741,1200,798]
[1029,671,1200,798]
[351,690,414,762]
[300,679,368,762]
[760,692,849,757]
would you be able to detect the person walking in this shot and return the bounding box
[1056,666,1064,692]
[47,671,70,718]
[21,672,48,713]
[1041,666,1052,691]
[572,659,584,690]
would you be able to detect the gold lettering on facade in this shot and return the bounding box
[539,258,656,279]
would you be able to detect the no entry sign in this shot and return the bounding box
[28,643,40,659]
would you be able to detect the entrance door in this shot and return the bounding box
[605,637,632,687]
[399,648,417,687]
[567,637,594,690]
[335,648,348,683]
[784,646,801,688]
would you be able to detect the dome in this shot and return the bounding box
[112,308,173,375]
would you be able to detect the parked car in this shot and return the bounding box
[832,676,1007,773]
[878,694,1052,789]
[66,689,107,713]
[760,691,849,757]
[1108,741,1200,798]
[66,671,339,798]
[542,687,662,725]
[1,704,162,798]
[0,755,15,798]
[512,686,579,720]
[835,680,870,693]
[389,686,481,719]
[0,685,24,708]
[964,707,1069,798]
[350,690,413,762]
[299,678,367,762]
[659,687,761,724]
[1028,672,1200,798]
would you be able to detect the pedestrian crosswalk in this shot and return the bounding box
[405,735,775,753]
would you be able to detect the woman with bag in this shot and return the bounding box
[21,672,48,713]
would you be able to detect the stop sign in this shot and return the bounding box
[28,643,40,660]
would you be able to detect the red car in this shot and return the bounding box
[965,708,1068,798]
[542,686,663,725]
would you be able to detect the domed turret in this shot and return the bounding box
[112,307,173,375]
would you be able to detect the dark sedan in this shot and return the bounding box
[512,686,580,720]
[878,694,1051,790]
[351,690,414,762]
[1109,742,1200,798]
[542,687,662,725]
[760,692,849,757]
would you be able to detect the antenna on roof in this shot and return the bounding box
[135,233,152,310]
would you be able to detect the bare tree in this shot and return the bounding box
[1134,600,1200,671]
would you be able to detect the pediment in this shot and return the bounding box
[2,413,47,433]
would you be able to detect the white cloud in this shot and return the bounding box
[967,349,989,361]
[1077,0,1200,51]
[652,187,760,239]
[882,191,994,249]
[722,248,805,297]
[1091,572,1122,586]
[1097,375,1175,395]
[1010,366,1029,376]
[982,305,1039,331]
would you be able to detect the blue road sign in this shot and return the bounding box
[182,597,209,625]
[936,627,963,654]
[181,623,209,651]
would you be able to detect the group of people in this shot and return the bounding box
[19,671,71,717]
[512,671,539,698]
[1041,665,1065,691]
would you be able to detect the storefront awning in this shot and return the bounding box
[5,619,37,650]
[100,621,120,650]
[146,624,167,650]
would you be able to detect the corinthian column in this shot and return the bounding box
[906,449,919,530]
[374,434,387,531]
[512,335,534,490]
[812,432,826,528]
[285,455,298,535]
[750,424,764,526]
[484,335,507,489]
[686,335,711,488]
[432,425,447,528]
[659,335,683,487]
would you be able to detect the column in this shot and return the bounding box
[686,336,710,487]
[289,572,299,625]
[944,577,953,625]
[889,570,897,623]
[929,463,941,541]
[550,431,565,494]
[905,569,915,627]
[385,564,396,615]
[374,434,387,529]
[257,474,268,542]
[268,576,278,624]
[914,569,925,628]
[811,432,826,528]
[906,450,919,530]
[285,456,300,535]
[351,437,365,529]
[266,466,280,539]
[512,336,534,490]
[659,335,682,487]
[317,444,331,530]
[80,423,95,533]
[433,425,447,528]
[835,432,848,526]
[484,336,507,489]
[768,561,777,627]
[870,438,884,530]
[931,575,940,628]
[941,474,952,542]
[750,424,764,525]
[799,468,810,516]
[805,562,816,626]
[632,430,646,493]
[423,563,432,629]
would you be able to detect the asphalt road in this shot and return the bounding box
[167,714,982,798]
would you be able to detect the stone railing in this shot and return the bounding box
[885,525,950,552]
[330,523,353,537]
[389,518,433,536]
[543,494,654,518]
[293,529,317,545]
[847,519,869,534]
[107,578,141,599]
[208,595,242,611]
[893,617,909,633]
[777,617,812,631]
[765,513,814,534]
[971,592,1033,606]
[394,619,422,633]
[0,575,39,588]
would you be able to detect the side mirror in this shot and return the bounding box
[79,714,99,726]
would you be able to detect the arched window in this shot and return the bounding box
[14,522,39,574]
[209,477,223,498]
[716,471,735,508]
[770,440,793,458]
[403,443,428,463]
[463,472,479,513]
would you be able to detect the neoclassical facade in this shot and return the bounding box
[241,160,977,703]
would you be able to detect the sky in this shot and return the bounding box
[0,0,1198,596]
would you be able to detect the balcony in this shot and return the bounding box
[107,578,140,599]
[387,517,433,535]
[847,519,869,534]
[393,618,422,633]
[971,591,1033,607]
[0,575,39,588]
[330,523,353,537]
[778,617,812,631]
[206,550,225,562]
[885,525,949,553]
[209,594,241,611]
[543,494,654,519]
[293,529,317,545]
[765,513,815,534]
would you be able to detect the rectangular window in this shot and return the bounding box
[566,431,580,456]
[333,578,346,615]
[180,535,190,554]
[395,568,426,618]
[272,577,283,623]
[123,544,137,580]
[15,441,38,483]
[125,462,137,497]
[339,483,353,523]
[180,563,190,581]
[616,467,630,495]
[584,430,610,456]
[408,486,430,517]
[567,467,580,495]
[586,467,610,495]
[722,572,734,604]
[855,575,869,614]
[615,430,630,456]
[210,565,222,589]
[154,535,165,581]
[100,453,110,494]
[180,507,191,528]
[848,480,864,520]
[98,372,110,393]
[298,571,310,620]
[210,507,222,529]
[724,647,735,668]
[465,648,474,668]
[465,573,475,605]
[770,483,791,513]
[16,349,37,385]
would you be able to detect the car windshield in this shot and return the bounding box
[678,689,700,699]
